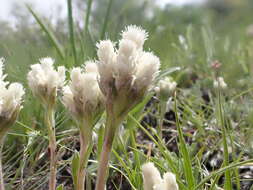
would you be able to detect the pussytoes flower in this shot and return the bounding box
[62,62,104,190]
[0,58,25,138]
[62,61,104,123]
[27,57,65,107]
[96,25,160,118]
[95,26,160,190]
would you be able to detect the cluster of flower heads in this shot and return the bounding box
[0,58,24,121]
[96,25,160,115]
[97,25,160,94]
[27,57,65,107]
[26,25,160,123]
[213,76,227,89]
[142,162,178,190]
[155,77,177,101]
[62,61,104,122]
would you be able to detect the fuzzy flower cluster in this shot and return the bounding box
[96,25,160,116]
[155,77,177,101]
[142,162,178,190]
[0,58,25,122]
[62,61,104,122]
[27,57,65,107]
[213,77,227,89]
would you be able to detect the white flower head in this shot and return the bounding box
[142,162,179,190]
[27,57,66,107]
[213,77,227,89]
[134,52,160,91]
[156,172,178,190]
[155,77,177,101]
[114,39,138,88]
[96,26,160,117]
[0,58,25,133]
[85,60,98,73]
[142,162,162,190]
[96,40,116,95]
[0,83,25,119]
[62,62,104,122]
[122,25,148,50]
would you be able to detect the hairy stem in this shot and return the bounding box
[76,125,92,190]
[95,116,120,190]
[0,137,5,190]
[45,108,57,190]
[158,101,167,139]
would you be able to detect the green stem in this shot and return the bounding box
[95,115,120,190]
[0,137,5,190]
[45,108,57,190]
[158,101,167,140]
[76,124,93,190]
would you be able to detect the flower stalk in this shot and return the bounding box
[75,121,93,190]
[158,101,167,139]
[95,114,121,190]
[0,138,5,190]
[155,77,177,139]
[45,107,57,190]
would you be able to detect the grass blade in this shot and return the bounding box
[217,90,232,189]
[100,0,114,39]
[67,0,78,66]
[195,159,253,189]
[155,66,181,82]
[84,0,93,34]
[174,93,196,189]
[27,5,65,59]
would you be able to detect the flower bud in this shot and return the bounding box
[155,77,177,101]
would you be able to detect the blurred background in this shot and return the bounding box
[1,0,252,69]
[1,0,253,75]
[1,0,253,129]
